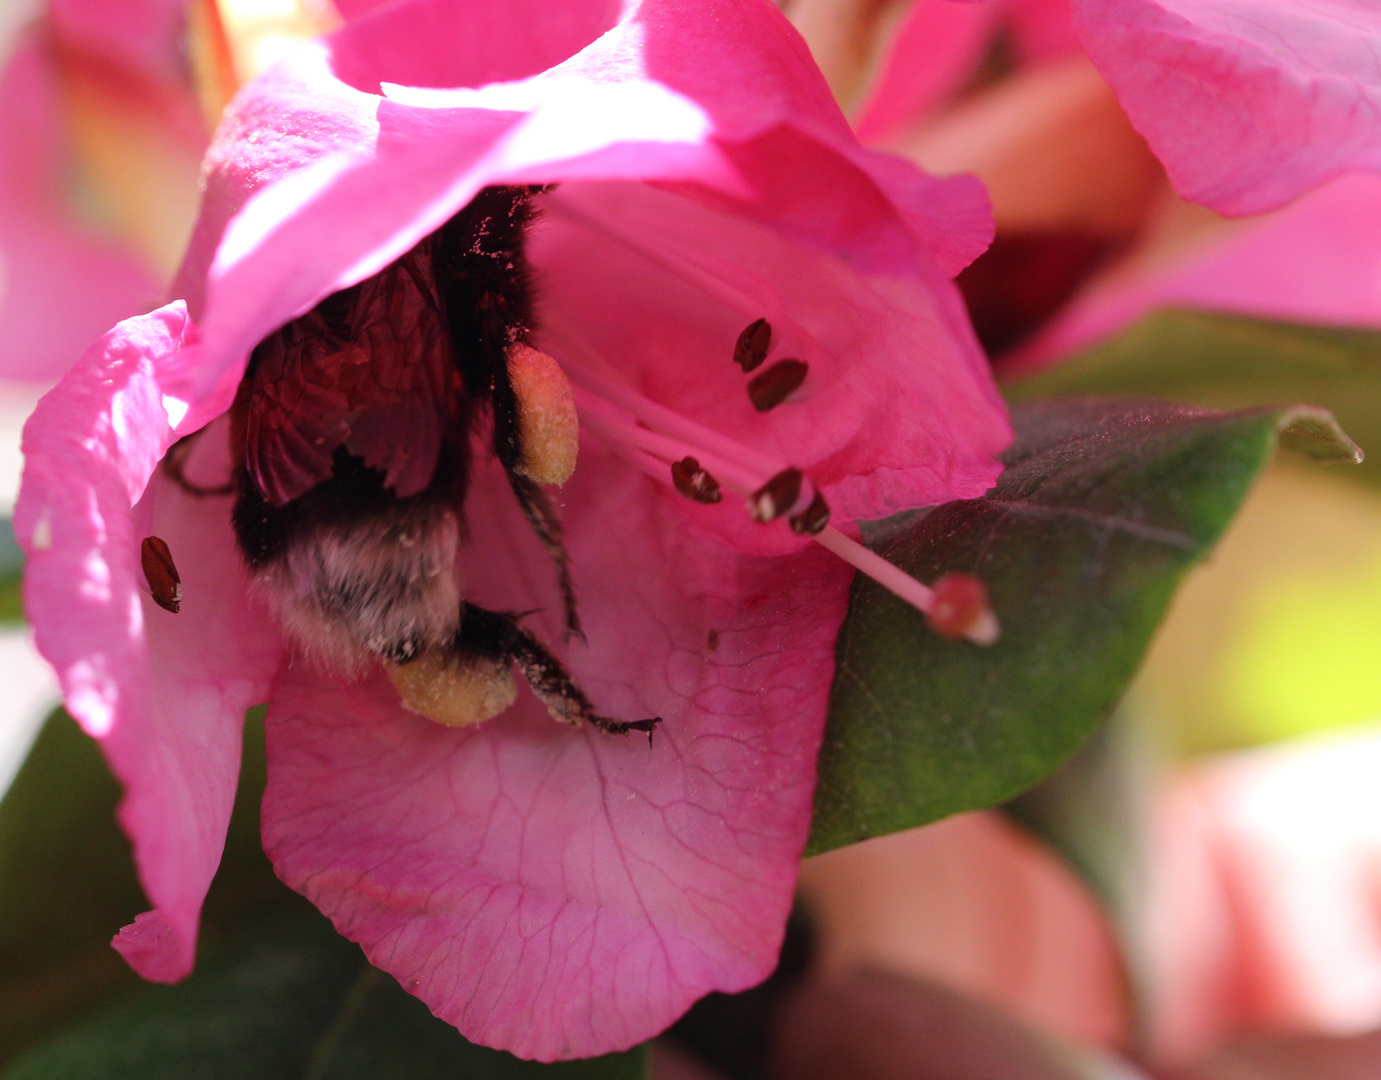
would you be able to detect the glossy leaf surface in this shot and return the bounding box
[808,397,1358,853]
[2,928,648,1079]
[1011,310,1381,484]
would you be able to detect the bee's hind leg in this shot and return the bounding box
[459,603,661,741]
[502,473,582,641]
[489,339,584,642]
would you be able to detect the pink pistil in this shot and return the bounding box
[565,367,1000,645]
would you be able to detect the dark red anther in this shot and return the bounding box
[749,468,804,522]
[924,572,997,644]
[670,456,723,504]
[789,490,831,535]
[141,535,182,614]
[747,359,808,411]
[733,318,772,373]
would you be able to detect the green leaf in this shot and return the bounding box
[1,926,648,1080]
[807,398,1359,854]
[0,709,314,1066]
[0,709,147,1060]
[0,519,24,624]
[1007,309,1381,483]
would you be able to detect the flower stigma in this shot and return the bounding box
[561,352,1000,647]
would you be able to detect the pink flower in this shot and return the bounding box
[832,0,1381,368]
[0,0,358,386]
[1013,173,1381,369]
[1020,0,1381,366]
[0,0,203,382]
[16,0,1008,1060]
[996,0,1381,367]
[1148,725,1381,1062]
[1072,0,1381,218]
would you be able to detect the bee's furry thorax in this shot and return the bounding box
[229,186,541,672]
[216,185,658,737]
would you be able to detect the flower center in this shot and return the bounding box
[532,193,999,645]
[534,191,998,644]
[535,341,999,646]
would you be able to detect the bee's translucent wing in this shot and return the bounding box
[244,242,459,506]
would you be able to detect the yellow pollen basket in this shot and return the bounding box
[385,650,518,728]
[508,344,579,486]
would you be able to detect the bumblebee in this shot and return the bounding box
[179,185,656,737]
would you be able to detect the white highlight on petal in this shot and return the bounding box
[161,395,190,429]
[65,661,114,737]
[381,78,713,150]
[0,379,49,514]
[30,514,51,552]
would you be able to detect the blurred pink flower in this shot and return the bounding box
[0,0,367,386]
[1016,0,1381,366]
[1013,172,1381,368]
[1074,0,1381,218]
[795,729,1381,1072]
[1148,725,1381,1062]
[15,0,1009,1059]
[0,0,203,382]
[798,811,1131,1052]
[833,0,1381,368]
[851,0,1084,148]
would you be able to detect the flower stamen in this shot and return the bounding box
[747,359,809,412]
[671,457,723,503]
[749,468,806,522]
[564,365,1000,645]
[789,491,831,536]
[734,318,772,373]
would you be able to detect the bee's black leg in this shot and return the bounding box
[484,324,583,642]
[457,603,660,741]
[435,185,583,641]
[505,472,583,641]
[161,433,235,497]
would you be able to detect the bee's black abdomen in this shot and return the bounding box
[232,448,458,570]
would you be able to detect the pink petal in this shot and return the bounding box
[1008,0,1083,65]
[164,0,995,431]
[854,1,998,146]
[854,0,1090,147]
[16,304,280,982]
[530,183,1007,555]
[261,447,851,1060]
[328,0,399,18]
[1015,172,1381,370]
[0,39,163,383]
[47,0,187,85]
[1073,0,1381,215]
[853,0,1083,146]
[1149,727,1381,1058]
